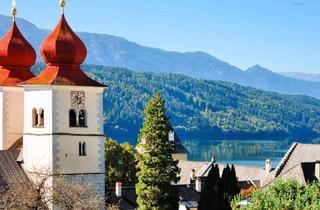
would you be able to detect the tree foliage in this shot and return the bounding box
[136,93,180,210]
[232,179,320,210]
[105,137,137,187]
[32,63,320,143]
[0,169,102,210]
[198,164,223,210]
[198,164,240,210]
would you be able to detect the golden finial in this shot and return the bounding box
[60,0,65,14]
[11,0,17,21]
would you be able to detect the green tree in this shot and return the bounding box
[232,179,320,210]
[199,164,240,210]
[104,137,137,187]
[229,165,241,198]
[136,93,180,210]
[198,164,223,210]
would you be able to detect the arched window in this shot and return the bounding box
[79,110,86,127]
[69,109,77,127]
[39,108,44,127]
[32,108,38,127]
[79,142,87,156]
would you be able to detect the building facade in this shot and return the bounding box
[0,1,106,209]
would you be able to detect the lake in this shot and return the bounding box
[181,138,320,168]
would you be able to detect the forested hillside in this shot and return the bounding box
[32,64,320,144]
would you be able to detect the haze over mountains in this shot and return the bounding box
[2,15,320,98]
[279,72,320,83]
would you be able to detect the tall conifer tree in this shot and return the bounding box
[136,93,180,210]
[198,164,222,210]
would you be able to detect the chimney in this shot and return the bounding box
[265,159,272,172]
[315,161,320,180]
[115,182,122,197]
[195,178,202,193]
[211,155,216,163]
[190,169,196,184]
[168,131,175,142]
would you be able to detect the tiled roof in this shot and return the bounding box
[178,160,271,185]
[0,150,29,189]
[275,143,320,177]
[106,185,200,210]
[178,160,212,184]
[106,187,137,210]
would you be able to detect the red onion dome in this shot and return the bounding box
[0,21,36,70]
[0,20,35,86]
[40,14,87,66]
[21,14,105,87]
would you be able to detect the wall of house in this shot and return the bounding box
[172,153,188,161]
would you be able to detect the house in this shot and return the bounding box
[263,142,320,187]
[177,159,274,196]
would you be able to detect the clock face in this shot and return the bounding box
[71,91,85,109]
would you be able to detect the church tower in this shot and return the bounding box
[0,4,36,150]
[20,1,106,207]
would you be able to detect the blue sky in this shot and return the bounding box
[1,0,319,73]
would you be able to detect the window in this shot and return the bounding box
[79,142,87,156]
[69,109,77,127]
[32,108,38,127]
[79,110,86,127]
[39,108,44,127]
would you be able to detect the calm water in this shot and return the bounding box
[181,139,320,168]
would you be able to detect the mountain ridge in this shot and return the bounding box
[2,15,320,98]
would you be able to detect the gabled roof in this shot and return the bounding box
[0,150,29,189]
[275,143,320,177]
[178,160,271,185]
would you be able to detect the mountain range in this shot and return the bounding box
[1,15,320,98]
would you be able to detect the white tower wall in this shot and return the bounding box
[22,85,105,209]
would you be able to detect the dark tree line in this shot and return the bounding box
[198,164,240,210]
